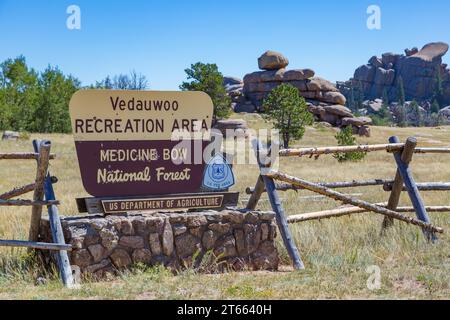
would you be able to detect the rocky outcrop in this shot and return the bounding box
[243,71,346,109]
[223,77,254,113]
[225,51,346,115]
[223,51,371,132]
[350,42,450,104]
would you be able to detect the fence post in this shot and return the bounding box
[390,137,437,242]
[246,175,264,210]
[382,136,415,230]
[33,140,75,288]
[252,139,304,270]
[28,140,51,243]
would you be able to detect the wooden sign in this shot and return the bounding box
[69,90,214,197]
[76,192,240,215]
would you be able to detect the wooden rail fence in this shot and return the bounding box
[247,136,449,269]
[0,140,74,288]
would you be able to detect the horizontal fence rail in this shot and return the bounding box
[0,199,60,206]
[0,240,72,251]
[245,180,450,194]
[0,153,56,160]
[0,139,74,288]
[247,136,448,269]
[383,182,450,192]
[265,170,444,234]
[0,183,36,200]
[279,144,450,157]
[287,205,450,224]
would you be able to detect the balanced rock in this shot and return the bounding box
[258,51,289,70]
[228,50,351,126]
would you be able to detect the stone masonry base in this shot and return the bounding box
[38,210,279,278]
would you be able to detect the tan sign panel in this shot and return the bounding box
[69,90,214,197]
[69,90,213,141]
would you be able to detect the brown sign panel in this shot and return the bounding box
[69,90,214,197]
[102,194,224,214]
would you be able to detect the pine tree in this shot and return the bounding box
[262,83,314,148]
[431,99,440,114]
[347,84,356,112]
[396,76,405,106]
[357,81,365,109]
[180,62,231,123]
[409,100,423,127]
[382,88,389,107]
[434,71,444,106]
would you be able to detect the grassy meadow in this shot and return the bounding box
[0,113,449,299]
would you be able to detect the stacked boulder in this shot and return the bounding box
[242,51,346,110]
[351,42,450,104]
[225,51,370,134]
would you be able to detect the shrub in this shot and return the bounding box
[333,126,367,162]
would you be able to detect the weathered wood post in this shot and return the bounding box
[28,140,51,243]
[390,137,437,242]
[251,138,305,270]
[382,136,415,230]
[32,140,75,288]
[246,176,264,210]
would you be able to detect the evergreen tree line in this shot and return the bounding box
[0,56,80,133]
[0,56,151,133]
[0,56,233,133]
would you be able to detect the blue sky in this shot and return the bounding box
[0,0,449,89]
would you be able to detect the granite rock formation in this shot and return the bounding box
[223,51,371,132]
[349,42,450,104]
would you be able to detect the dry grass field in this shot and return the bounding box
[0,114,449,299]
